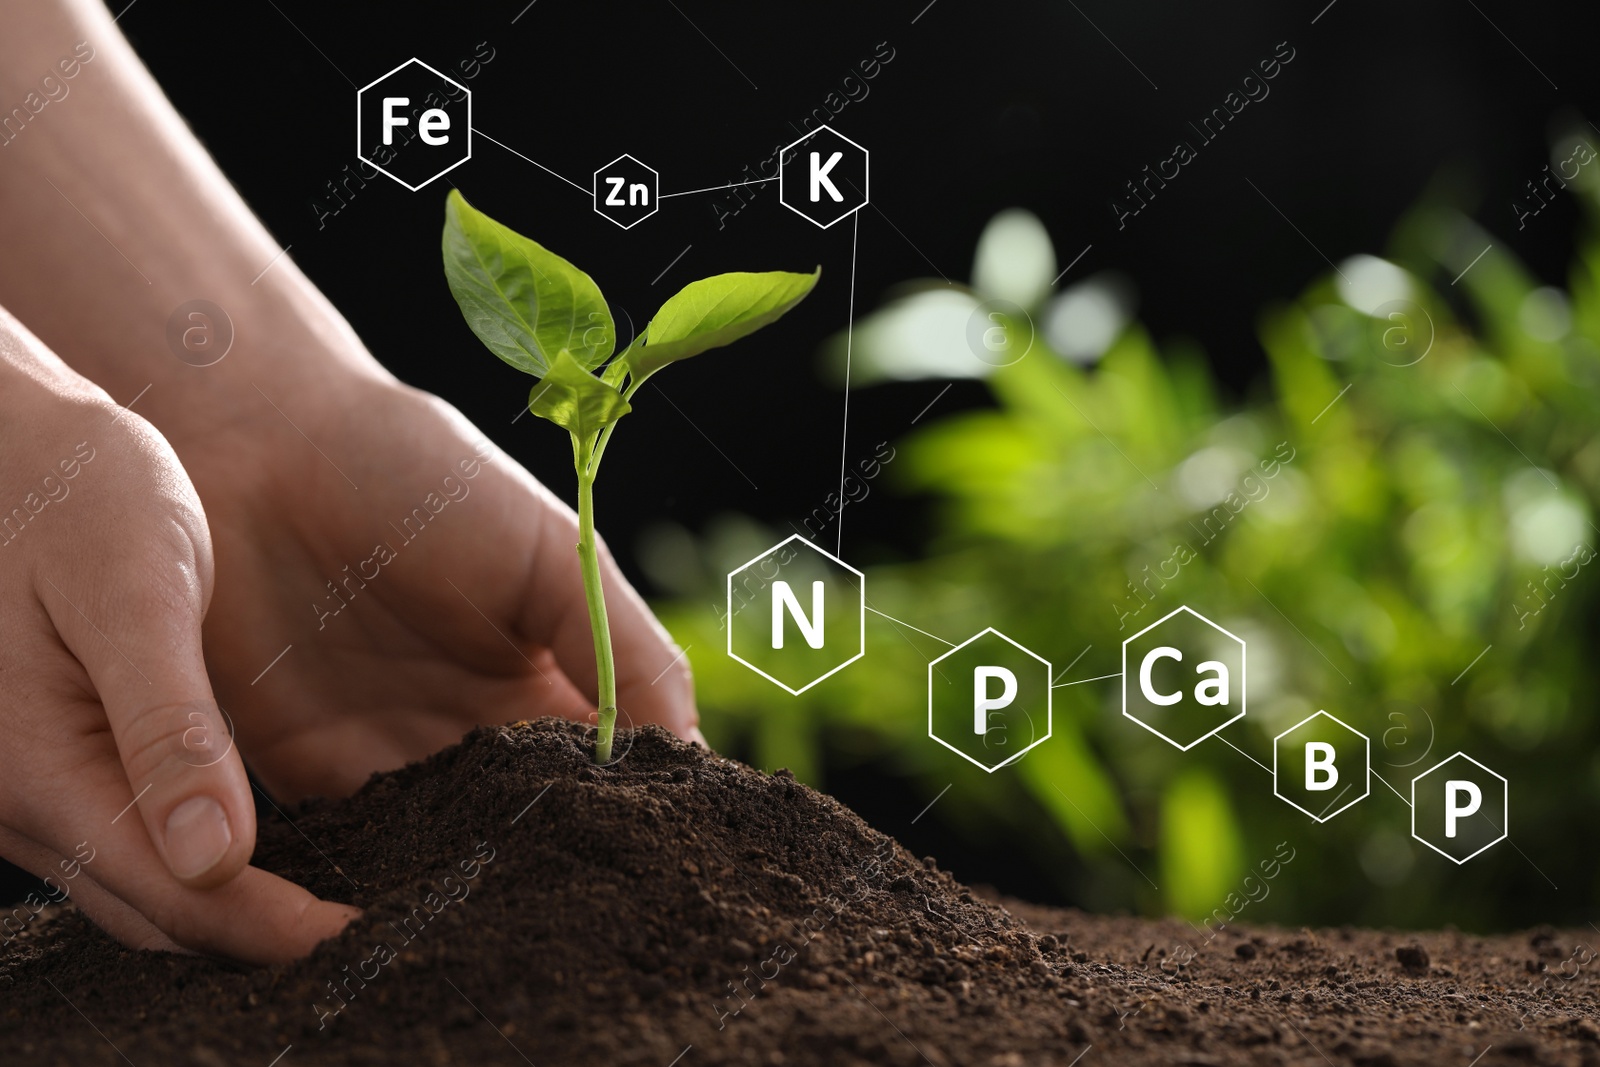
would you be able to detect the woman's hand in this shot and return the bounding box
[0,307,358,964]
[177,373,699,802]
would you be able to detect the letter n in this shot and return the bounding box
[772,581,824,649]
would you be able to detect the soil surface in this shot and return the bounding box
[1,719,1596,1066]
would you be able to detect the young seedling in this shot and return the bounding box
[441,189,819,764]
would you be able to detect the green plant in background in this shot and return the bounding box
[646,150,1600,930]
[441,189,818,763]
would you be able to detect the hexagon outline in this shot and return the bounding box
[724,534,864,696]
[1410,751,1508,865]
[927,627,1053,774]
[356,58,472,192]
[1120,605,1246,751]
[592,153,660,230]
[778,125,870,230]
[1271,709,1371,823]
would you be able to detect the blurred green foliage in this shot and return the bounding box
[644,149,1600,932]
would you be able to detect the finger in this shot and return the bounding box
[11,751,358,964]
[0,826,180,954]
[259,651,595,801]
[40,544,257,891]
[521,497,699,741]
[518,647,598,726]
[603,559,702,743]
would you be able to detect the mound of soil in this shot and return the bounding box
[1,720,1596,1066]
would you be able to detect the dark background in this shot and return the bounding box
[116,0,1594,577]
[5,0,1569,911]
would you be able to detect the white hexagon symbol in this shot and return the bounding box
[778,125,869,230]
[1411,752,1508,864]
[593,154,659,230]
[1272,710,1371,822]
[928,629,1052,773]
[726,535,864,694]
[356,58,471,192]
[1121,606,1245,750]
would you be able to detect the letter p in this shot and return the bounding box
[1445,780,1481,839]
[973,667,1017,735]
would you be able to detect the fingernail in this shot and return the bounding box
[164,796,232,879]
[688,726,709,749]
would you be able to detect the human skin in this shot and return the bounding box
[0,0,699,961]
[0,305,362,962]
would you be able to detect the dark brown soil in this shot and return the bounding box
[2,719,1596,1066]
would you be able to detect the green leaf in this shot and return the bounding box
[600,348,632,389]
[527,349,632,438]
[442,189,614,376]
[627,268,820,379]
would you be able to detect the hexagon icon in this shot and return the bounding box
[593,154,659,230]
[778,126,868,229]
[1122,606,1245,750]
[928,629,1051,772]
[726,535,863,694]
[357,58,471,191]
[1411,753,1508,864]
[1272,711,1370,822]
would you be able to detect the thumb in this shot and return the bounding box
[41,565,256,890]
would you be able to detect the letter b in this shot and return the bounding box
[1304,742,1337,791]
